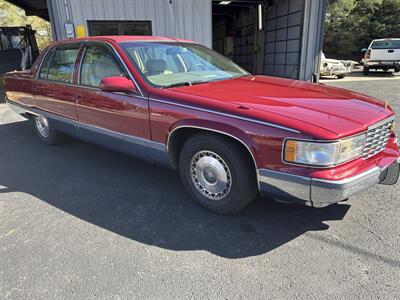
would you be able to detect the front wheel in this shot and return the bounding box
[33,114,65,145]
[337,74,346,79]
[178,133,257,214]
[363,66,369,75]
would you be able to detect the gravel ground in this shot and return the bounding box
[0,76,399,299]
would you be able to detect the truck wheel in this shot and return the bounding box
[337,74,346,79]
[363,66,369,75]
[33,114,65,145]
[178,133,257,214]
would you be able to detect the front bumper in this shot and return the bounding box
[258,158,400,207]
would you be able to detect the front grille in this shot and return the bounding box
[362,118,394,159]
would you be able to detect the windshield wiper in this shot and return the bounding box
[162,75,249,89]
[162,80,210,88]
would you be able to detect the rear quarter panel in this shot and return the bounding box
[4,44,51,107]
[4,70,35,107]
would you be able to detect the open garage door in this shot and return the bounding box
[212,0,265,74]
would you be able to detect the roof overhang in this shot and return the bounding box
[4,0,49,20]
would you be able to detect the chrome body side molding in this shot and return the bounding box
[142,95,301,134]
[6,99,170,167]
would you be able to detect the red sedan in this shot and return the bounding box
[4,36,400,214]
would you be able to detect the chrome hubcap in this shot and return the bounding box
[190,150,232,200]
[35,115,49,138]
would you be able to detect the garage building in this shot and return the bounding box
[6,0,326,81]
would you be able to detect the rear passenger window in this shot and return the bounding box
[38,47,55,80]
[45,44,80,83]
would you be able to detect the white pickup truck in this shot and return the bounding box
[362,38,400,75]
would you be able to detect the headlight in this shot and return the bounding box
[283,134,366,167]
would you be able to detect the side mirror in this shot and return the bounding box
[99,76,138,94]
[361,48,367,53]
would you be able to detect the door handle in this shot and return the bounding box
[388,49,394,53]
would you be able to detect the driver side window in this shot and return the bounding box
[80,44,126,88]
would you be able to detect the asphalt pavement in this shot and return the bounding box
[0,74,399,299]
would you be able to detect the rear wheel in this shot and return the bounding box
[178,133,257,214]
[395,66,400,73]
[33,114,65,145]
[363,66,369,75]
[337,74,346,79]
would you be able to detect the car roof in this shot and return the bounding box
[371,38,400,42]
[53,35,197,45]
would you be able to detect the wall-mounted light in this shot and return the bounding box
[258,4,264,31]
[219,1,231,5]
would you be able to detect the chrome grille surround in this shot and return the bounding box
[362,117,394,159]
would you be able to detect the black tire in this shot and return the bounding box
[33,114,65,145]
[395,67,400,73]
[178,133,257,214]
[337,74,346,79]
[363,66,369,75]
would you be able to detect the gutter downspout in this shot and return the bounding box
[63,0,71,22]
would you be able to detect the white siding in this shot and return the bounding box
[49,0,212,47]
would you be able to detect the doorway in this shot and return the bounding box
[212,0,265,74]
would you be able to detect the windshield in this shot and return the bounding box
[120,42,249,87]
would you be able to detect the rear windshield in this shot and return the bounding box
[371,40,400,49]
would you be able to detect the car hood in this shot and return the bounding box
[169,75,392,138]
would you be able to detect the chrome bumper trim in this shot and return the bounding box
[258,160,399,207]
[365,61,400,66]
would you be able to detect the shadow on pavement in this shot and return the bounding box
[0,120,350,258]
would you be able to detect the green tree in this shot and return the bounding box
[0,0,52,50]
[323,0,400,60]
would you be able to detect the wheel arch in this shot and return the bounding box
[166,119,259,174]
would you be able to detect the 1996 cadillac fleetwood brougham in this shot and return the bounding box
[4,36,400,214]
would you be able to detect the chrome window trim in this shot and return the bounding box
[36,42,84,82]
[78,41,135,90]
[77,44,88,86]
[34,40,144,97]
[36,45,57,80]
[101,41,144,97]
